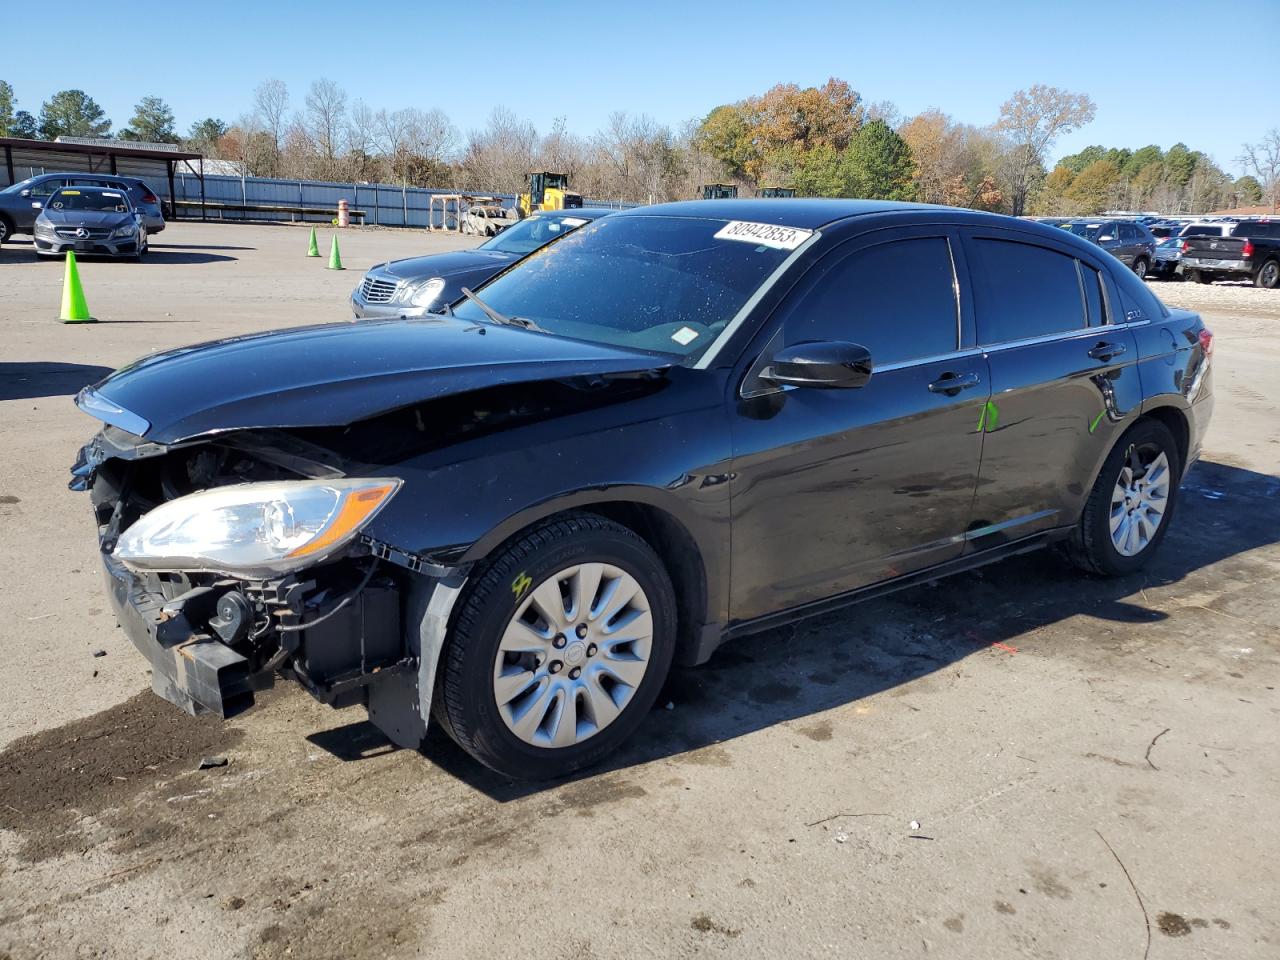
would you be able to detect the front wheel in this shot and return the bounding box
[438,514,677,779]
[1068,419,1181,577]
[1256,259,1280,289]
[0,216,11,245]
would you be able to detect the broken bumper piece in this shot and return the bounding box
[101,552,261,718]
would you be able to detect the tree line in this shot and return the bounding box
[1,77,1275,214]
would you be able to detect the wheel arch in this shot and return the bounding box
[459,490,720,667]
[1138,403,1190,474]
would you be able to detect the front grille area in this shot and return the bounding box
[360,276,399,303]
[55,227,112,239]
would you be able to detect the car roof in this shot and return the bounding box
[537,207,614,220]
[614,198,933,229]
[52,184,125,194]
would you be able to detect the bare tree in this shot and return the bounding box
[1239,129,1280,212]
[252,79,289,176]
[305,78,348,173]
[996,84,1096,215]
[460,106,539,194]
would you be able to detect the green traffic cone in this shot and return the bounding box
[59,250,95,323]
[307,227,320,257]
[327,234,344,270]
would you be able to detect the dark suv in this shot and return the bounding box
[0,173,165,243]
[71,200,1213,780]
[1060,219,1156,277]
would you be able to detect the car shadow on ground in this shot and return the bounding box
[136,250,239,265]
[0,362,115,401]
[151,242,256,251]
[310,458,1279,796]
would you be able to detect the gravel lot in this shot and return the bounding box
[1,223,1277,960]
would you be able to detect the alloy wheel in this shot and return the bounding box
[493,562,653,748]
[1110,444,1171,557]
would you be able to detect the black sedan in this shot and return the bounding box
[33,186,148,260]
[71,200,1213,779]
[350,207,613,318]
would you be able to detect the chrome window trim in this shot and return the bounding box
[692,230,823,370]
[980,318,1149,355]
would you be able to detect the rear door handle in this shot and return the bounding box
[927,371,982,395]
[1088,341,1127,361]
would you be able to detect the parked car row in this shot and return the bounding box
[71,197,1214,779]
[1028,213,1280,287]
[0,172,165,246]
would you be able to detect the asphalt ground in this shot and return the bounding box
[1,222,1276,959]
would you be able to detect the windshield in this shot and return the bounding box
[454,214,808,360]
[0,178,37,196]
[1180,225,1221,237]
[47,190,131,213]
[480,214,589,255]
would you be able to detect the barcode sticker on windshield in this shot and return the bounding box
[560,217,587,227]
[671,326,699,346]
[714,220,813,250]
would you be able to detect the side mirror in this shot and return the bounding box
[1099,234,1116,243]
[19,189,30,198]
[761,340,872,389]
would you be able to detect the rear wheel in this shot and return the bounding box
[1068,419,1181,576]
[1192,270,1213,284]
[1133,257,1149,280]
[438,514,677,779]
[1256,259,1280,289]
[0,216,11,245]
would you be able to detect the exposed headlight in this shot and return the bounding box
[407,277,446,307]
[113,478,401,577]
[112,221,138,238]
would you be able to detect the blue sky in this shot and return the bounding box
[6,0,1274,174]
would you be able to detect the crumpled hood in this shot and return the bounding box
[82,316,672,444]
[378,249,516,281]
[40,209,133,229]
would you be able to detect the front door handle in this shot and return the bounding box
[927,371,982,395]
[1088,341,1127,362]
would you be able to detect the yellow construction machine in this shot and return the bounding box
[517,172,583,218]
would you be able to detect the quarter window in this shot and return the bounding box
[780,237,959,365]
[969,238,1085,344]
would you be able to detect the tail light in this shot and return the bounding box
[141,192,158,204]
[1199,327,1214,358]
[1241,239,1254,259]
[1180,239,1190,253]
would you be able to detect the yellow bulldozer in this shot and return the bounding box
[517,172,583,218]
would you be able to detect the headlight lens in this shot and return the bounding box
[112,221,137,238]
[113,478,401,576]
[407,277,446,307]
[34,220,55,236]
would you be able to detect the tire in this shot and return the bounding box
[1132,257,1149,280]
[438,513,677,779]
[1256,259,1280,289]
[0,216,11,245]
[1192,270,1213,284]
[1068,418,1181,577]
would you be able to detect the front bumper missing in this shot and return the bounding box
[101,552,261,718]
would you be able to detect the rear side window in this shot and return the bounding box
[1080,263,1106,326]
[780,237,959,365]
[1181,225,1220,237]
[968,238,1085,344]
[1118,223,1138,241]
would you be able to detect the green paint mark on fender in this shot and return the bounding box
[977,400,1000,433]
[1089,409,1106,434]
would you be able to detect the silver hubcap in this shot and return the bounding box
[1135,260,1147,278]
[493,563,653,749]
[1264,263,1278,286]
[1110,446,1170,557]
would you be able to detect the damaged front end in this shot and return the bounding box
[71,422,423,727]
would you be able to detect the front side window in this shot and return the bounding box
[777,237,960,365]
[453,214,805,359]
[28,178,64,198]
[969,238,1085,344]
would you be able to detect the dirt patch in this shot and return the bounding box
[797,719,833,742]
[1157,911,1193,937]
[691,913,740,938]
[0,690,247,862]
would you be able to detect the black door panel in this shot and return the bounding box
[727,230,986,623]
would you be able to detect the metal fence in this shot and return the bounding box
[172,173,638,228]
